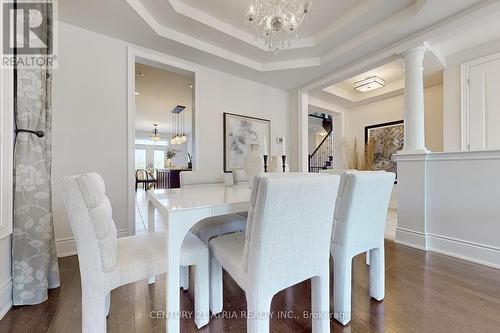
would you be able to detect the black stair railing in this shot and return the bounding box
[308,128,333,172]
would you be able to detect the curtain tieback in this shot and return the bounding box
[16,129,45,138]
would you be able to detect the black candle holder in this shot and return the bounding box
[281,155,287,173]
[263,154,269,173]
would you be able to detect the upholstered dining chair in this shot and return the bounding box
[324,170,395,325]
[60,173,210,332]
[179,172,247,291]
[209,173,340,333]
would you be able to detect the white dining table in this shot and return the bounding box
[145,183,251,333]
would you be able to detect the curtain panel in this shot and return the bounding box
[12,0,60,305]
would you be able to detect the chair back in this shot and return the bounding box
[243,173,339,293]
[331,171,395,252]
[136,169,147,181]
[180,171,224,186]
[60,173,118,278]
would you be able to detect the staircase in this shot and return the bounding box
[309,117,334,173]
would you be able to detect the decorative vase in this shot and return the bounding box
[244,144,263,187]
[165,158,174,168]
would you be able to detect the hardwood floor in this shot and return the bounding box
[2,241,500,332]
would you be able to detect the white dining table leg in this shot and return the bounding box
[148,199,156,285]
[165,213,186,333]
[165,209,210,333]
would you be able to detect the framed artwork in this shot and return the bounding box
[365,120,404,176]
[223,112,271,173]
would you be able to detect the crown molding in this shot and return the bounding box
[127,0,500,73]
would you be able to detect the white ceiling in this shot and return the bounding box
[135,63,193,135]
[319,56,443,108]
[59,0,500,90]
[179,0,367,38]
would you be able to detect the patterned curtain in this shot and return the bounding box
[12,1,60,305]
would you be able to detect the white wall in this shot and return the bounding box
[395,151,500,268]
[443,38,500,152]
[346,84,444,155]
[0,11,14,317]
[308,116,326,154]
[52,23,289,256]
[0,237,12,320]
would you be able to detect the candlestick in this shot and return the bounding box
[263,154,268,173]
[281,155,286,173]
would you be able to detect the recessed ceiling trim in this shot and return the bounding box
[168,0,314,51]
[314,0,382,44]
[127,0,500,73]
[320,0,430,64]
[127,0,264,71]
[323,79,404,102]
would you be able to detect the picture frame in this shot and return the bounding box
[223,112,271,173]
[365,120,404,177]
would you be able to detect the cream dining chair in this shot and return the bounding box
[322,170,395,325]
[60,173,210,332]
[179,171,247,291]
[209,173,340,333]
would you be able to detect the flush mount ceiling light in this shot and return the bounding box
[354,76,385,92]
[245,0,312,53]
[135,71,144,77]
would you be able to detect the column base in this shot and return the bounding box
[397,148,430,155]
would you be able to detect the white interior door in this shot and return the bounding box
[467,55,500,151]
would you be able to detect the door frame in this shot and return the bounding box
[0,59,14,240]
[461,52,500,151]
[127,46,200,236]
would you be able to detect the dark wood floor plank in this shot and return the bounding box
[2,240,500,333]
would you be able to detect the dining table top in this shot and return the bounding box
[146,182,251,212]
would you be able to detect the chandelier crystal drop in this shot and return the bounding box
[245,0,312,53]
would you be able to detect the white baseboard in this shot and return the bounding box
[428,233,500,269]
[0,277,12,320]
[395,227,428,251]
[56,229,129,258]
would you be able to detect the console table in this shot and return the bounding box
[155,168,189,189]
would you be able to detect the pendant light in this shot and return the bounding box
[151,124,161,142]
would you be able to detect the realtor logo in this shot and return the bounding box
[2,1,58,68]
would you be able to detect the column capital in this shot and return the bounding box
[400,45,428,60]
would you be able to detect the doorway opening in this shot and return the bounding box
[127,48,198,235]
[308,112,334,172]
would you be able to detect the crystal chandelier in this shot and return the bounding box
[245,0,312,53]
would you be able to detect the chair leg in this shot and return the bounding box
[180,266,189,291]
[311,267,330,333]
[369,245,385,301]
[210,256,223,315]
[82,289,106,333]
[366,251,371,266]
[246,293,272,333]
[333,252,352,325]
[105,292,110,317]
[194,254,210,328]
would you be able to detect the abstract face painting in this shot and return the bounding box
[223,113,271,172]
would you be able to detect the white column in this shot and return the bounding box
[401,46,429,154]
